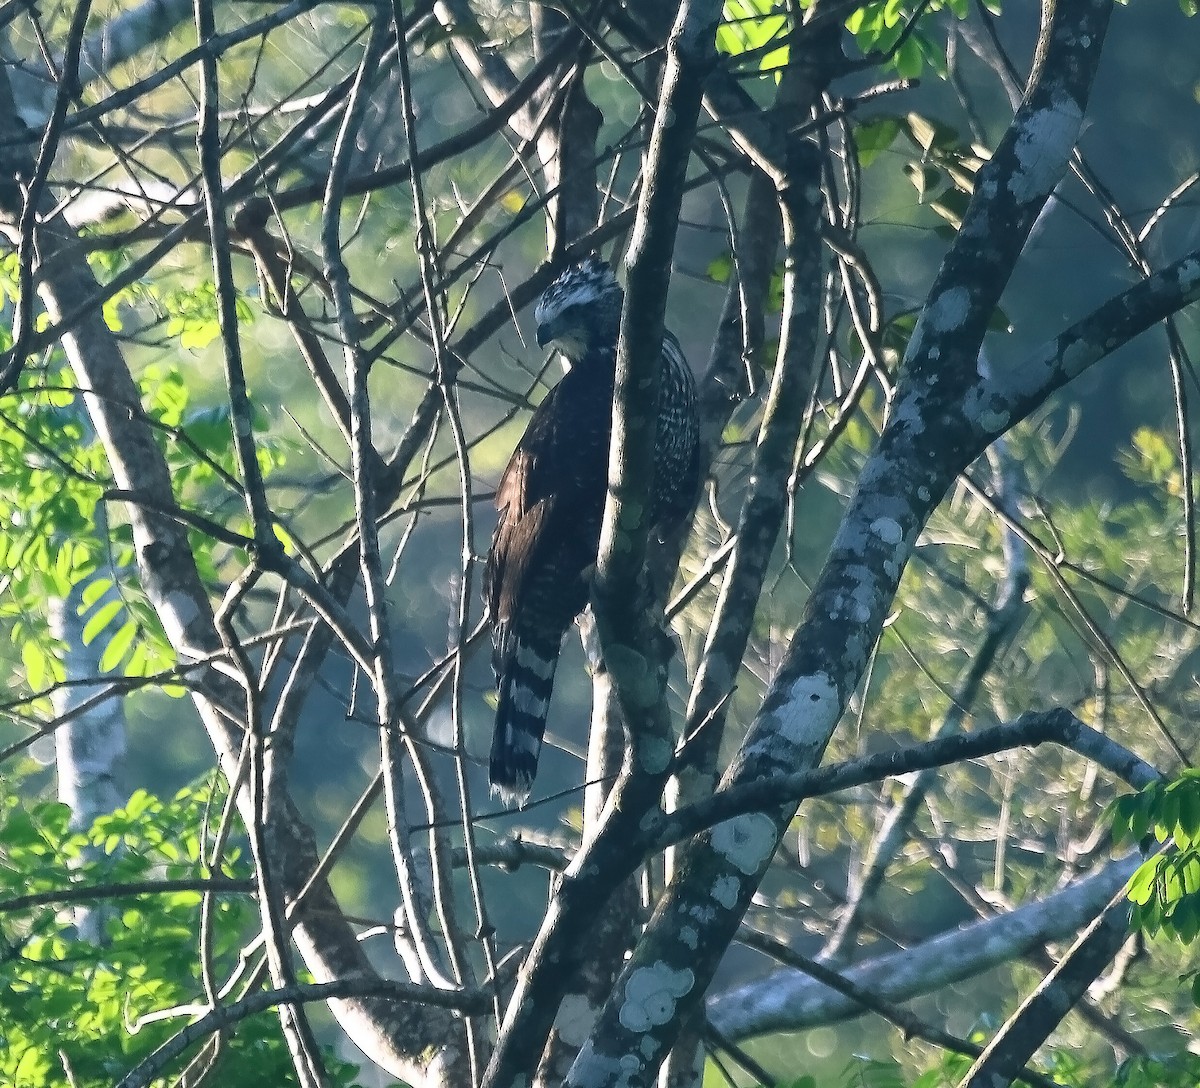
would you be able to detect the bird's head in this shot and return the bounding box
[533,256,622,364]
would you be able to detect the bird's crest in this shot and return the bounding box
[533,256,620,328]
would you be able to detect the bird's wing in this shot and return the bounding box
[487,385,565,633]
[485,377,608,659]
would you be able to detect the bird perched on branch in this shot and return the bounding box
[484,256,699,807]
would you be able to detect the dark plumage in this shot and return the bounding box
[484,257,699,806]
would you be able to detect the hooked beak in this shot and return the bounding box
[535,321,553,349]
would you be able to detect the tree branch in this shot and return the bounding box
[116,976,490,1088]
[708,853,1139,1040]
[962,889,1133,1088]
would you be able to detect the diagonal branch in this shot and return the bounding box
[736,926,1063,1088]
[823,441,1030,960]
[961,888,1134,1088]
[117,976,490,1088]
[642,708,1159,854]
[708,853,1139,1041]
[970,247,1200,438]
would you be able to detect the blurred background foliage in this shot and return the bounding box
[2,0,1200,1084]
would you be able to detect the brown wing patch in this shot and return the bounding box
[486,490,552,630]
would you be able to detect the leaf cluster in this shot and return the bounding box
[1113,773,1200,945]
[0,774,365,1087]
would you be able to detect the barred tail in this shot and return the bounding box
[490,637,559,807]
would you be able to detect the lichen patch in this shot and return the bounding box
[618,963,696,1033]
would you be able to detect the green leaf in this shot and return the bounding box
[1170,893,1200,943]
[707,252,734,284]
[80,577,114,609]
[894,36,923,79]
[1128,856,1163,906]
[82,598,124,646]
[1181,855,1200,896]
[854,116,902,168]
[21,638,46,690]
[1180,787,1200,840]
[100,619,138,672]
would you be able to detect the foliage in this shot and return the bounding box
[0,310,286,699]
[717,0,789,75]
[1113,774,1200,943]
[0,773,366,1087]
[716,0,980,80]
[844,0,978,78]
[1112,1054,1200,1088]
